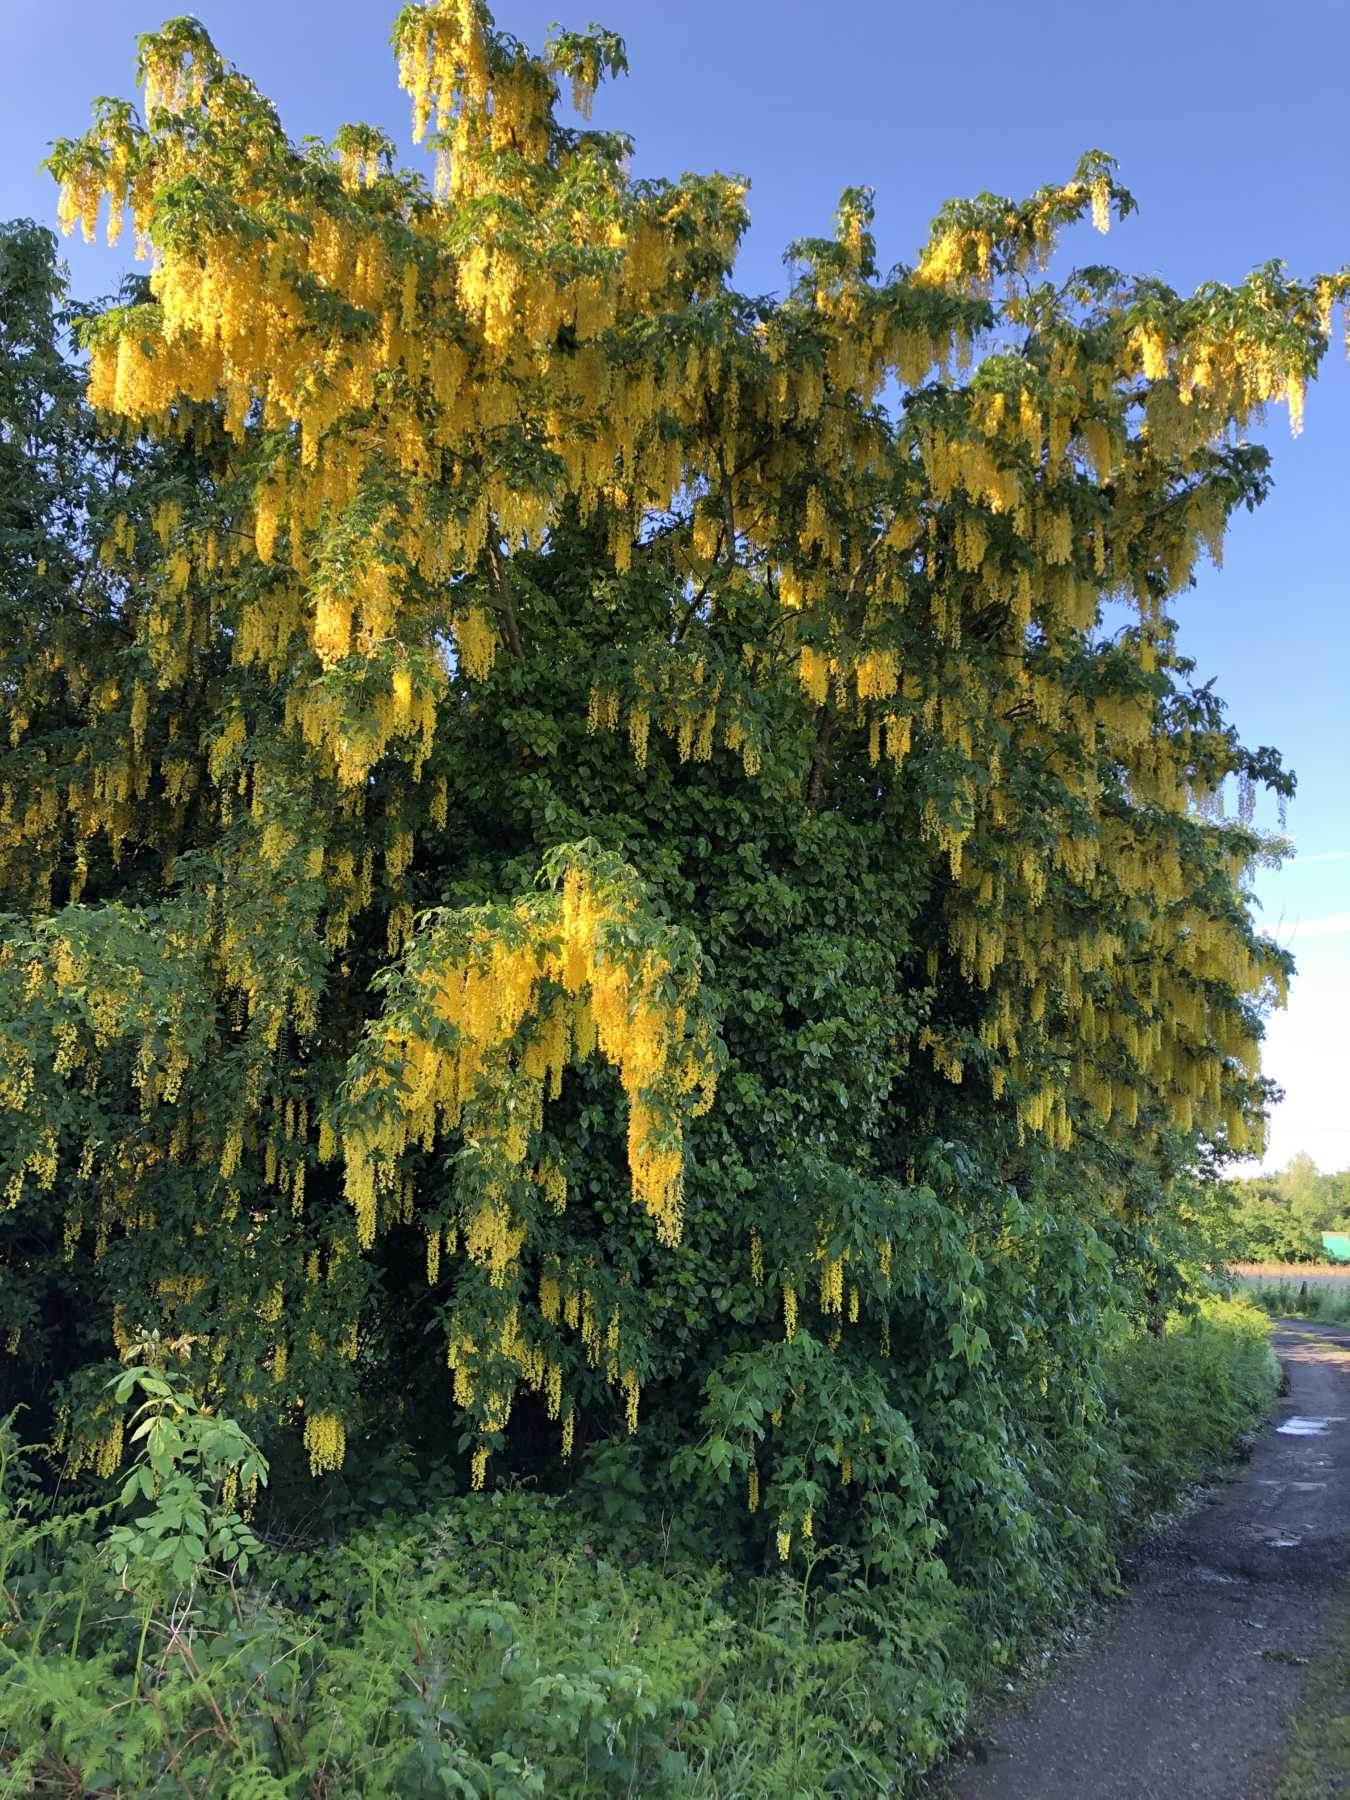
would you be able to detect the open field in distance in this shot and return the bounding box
[1231,1264,1350,1289]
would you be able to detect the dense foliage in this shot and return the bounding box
[0,1302,1278,1797]
[1,0,1344,1642]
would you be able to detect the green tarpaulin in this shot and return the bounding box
[1320,1233,1350,1262]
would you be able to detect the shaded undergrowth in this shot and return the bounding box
[1,1299,1279,1798]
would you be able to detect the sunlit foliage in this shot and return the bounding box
[3,1,1345,1557]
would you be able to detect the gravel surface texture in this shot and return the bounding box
[940,1319,1350,1800]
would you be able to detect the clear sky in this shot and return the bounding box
[5,0,1347,1173]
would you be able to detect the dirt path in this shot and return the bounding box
[941,1321,1350,1800]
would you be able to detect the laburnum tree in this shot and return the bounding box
[3,2,1345,1578]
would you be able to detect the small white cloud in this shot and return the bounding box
[1290,913,1350,939]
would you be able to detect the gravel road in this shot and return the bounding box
[940,1319,1350,1800]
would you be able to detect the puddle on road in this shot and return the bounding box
[1277,1416,1345,1436]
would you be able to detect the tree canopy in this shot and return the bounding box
[3,0,1346,1569]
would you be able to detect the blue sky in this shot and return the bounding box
[5,0,1347,1173]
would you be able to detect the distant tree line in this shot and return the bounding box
[1229,1154,1350,1262]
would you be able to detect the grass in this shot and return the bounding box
[1244,1279,1350,1326]
[1274,1587,1350,1800]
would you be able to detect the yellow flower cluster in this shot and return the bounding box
[343,854,715,1257]
[327,849,714,1467]
[304,1411,347,1475]
[61,1409,126,1480]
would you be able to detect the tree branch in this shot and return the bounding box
[714,441,737,562]
[674,574,713,642]
[485,531,524,661]
[804,680,836,816]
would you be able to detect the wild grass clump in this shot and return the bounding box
[1245,1280,1350,1325]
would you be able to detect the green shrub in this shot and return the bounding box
[0,1298,1277,1797]
[1100,1296,1278,1528]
